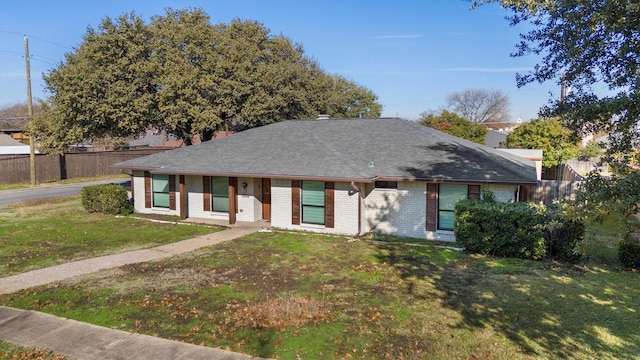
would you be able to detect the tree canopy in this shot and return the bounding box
[418,110,487,144]
[31,8,382,153]
[446,88,511,124]
[506,118,579,168]
[470,0,639,155]
[472,0,640,222]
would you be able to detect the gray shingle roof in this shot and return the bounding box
[114,118,537,184]
[0,133,27,146]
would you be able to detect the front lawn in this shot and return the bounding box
[1,227,638,359]
[0,341,66,360]
[0,197,219,276]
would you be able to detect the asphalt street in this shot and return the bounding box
[0,179,129,207]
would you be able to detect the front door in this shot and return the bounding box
[262,178,271,220]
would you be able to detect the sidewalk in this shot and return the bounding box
[0,306,265,360]
[0,219,270,359]
[0,219,267,294]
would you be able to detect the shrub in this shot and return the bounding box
[455,200,585,262]
[619,234,640,269]
[455,200,546,259]
[81,184,133,215]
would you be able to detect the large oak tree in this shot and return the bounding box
[31,8,382,152]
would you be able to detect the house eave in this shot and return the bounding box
[114,164,537,185]
[113,165,378,183]
[376,175,538,185]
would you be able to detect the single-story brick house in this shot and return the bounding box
[114,118,537,241]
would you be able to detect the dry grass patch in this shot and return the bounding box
[232,294,331,330]
[0,345,66,360]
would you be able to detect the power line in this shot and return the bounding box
[0,50,23,56]
[28,34,73,50]
[0,30,73,50]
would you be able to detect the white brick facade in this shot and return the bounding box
[131,172,264,222]
[363,181,455,241]
[270,179,360,236]
[130,171,518,241]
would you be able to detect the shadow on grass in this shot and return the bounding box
[375,243,640,358]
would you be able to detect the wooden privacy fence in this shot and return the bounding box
[0,148,168,184]
[522,180,583,204]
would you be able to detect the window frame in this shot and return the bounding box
[152,174,170,208]
[211,176,229,213]
[438,184,468,231]
[301,180,325,225]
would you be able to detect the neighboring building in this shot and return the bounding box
[485,130,507,148]
[114,118,537,241]
[0,118,30,145]
[495,148,544,181]
[0,133,37,155]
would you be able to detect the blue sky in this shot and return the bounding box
[0,0,560,122]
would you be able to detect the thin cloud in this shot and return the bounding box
[369,34,424,39]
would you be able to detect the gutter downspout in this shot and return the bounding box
[350,181,362,238]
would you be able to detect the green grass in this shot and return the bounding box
[0,197,220,276]
[1,218,638,359]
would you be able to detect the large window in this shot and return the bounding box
[211,177,229,212]
[152,174,170,208]
[302,181,325,225]
[438,184,467,231]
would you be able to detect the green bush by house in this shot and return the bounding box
[455,199,584,262]
[81,184,133,215]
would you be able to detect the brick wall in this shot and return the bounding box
[364,181,429,239]
[271,179,359,236]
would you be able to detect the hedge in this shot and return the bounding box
[455,200,584,262]
[81,184,133,215]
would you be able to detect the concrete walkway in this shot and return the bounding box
[0,219,270,359]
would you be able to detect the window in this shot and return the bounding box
[375,181,397,189]
[438,184,467,230]
[302,181,325,225]
[211,177,229,212]
[152,174,170,208]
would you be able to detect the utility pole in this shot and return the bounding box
[24,35,36,186]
